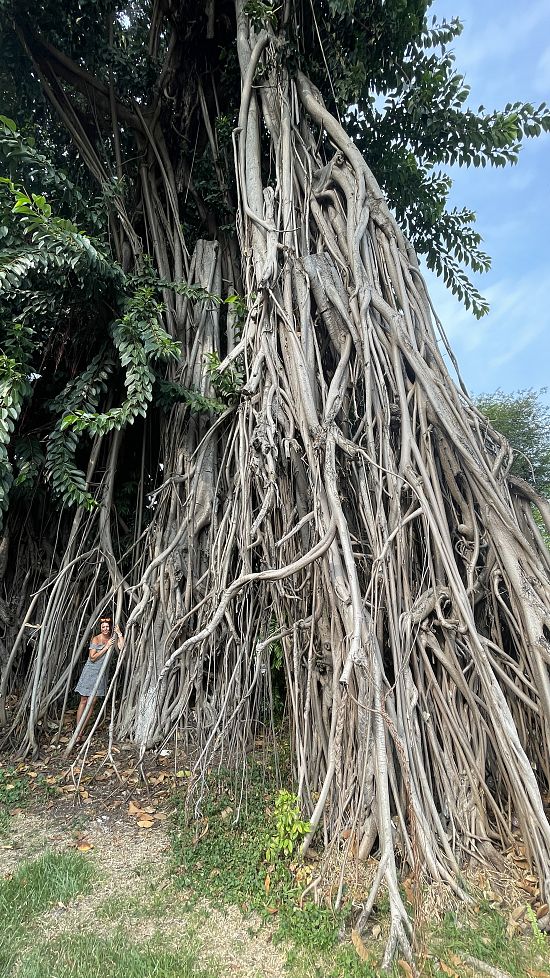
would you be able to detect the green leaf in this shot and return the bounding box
[0,115,17,133]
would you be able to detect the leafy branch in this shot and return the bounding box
[45,352,115,510]
[205,350,244,403]
[155,379,227,415]
[46,290,179,509]
[265,790,310,862]
[0,322,33,524]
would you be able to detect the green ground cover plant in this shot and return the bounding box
[0,764,27,832]
[171,767,351,955]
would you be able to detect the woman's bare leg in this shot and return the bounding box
[75,695,96,741]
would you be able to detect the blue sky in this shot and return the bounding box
[423,0,550,404]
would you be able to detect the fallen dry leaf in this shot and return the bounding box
[402,876,414,905]
[447,955,465,968]
[193,820,209,843]
[128,800,142,815]
[264,874,270,894]
[137,818,154,829]
[152,812,168,821]
[519,882,538,896]
[76,841,94,852]
[398,959,414,978]
[439,962,460,978]
[351,929,370,963]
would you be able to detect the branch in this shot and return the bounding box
[18,24,140,128]
[508,473,550,531]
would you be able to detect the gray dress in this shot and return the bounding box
[75,642,109,697]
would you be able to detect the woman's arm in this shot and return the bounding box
[115,624,125,651]
[89,637,110,662]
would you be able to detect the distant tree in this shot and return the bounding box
[476,390,550,550]
[476,390,550,497]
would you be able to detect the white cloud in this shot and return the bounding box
[489,324,540,368]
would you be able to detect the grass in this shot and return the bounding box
[429,901,549,977]
[0,850,93,920]
[0,849,220,978]
[16,933,220,978]
[97,885,175,921]
[0,851,94,978]
[2,759,549,978]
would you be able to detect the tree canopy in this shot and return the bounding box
[1,1,548,526]
[1,1,548,313]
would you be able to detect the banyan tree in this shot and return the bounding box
[1,0,550,963]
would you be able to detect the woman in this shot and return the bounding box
[74,615,124,742]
